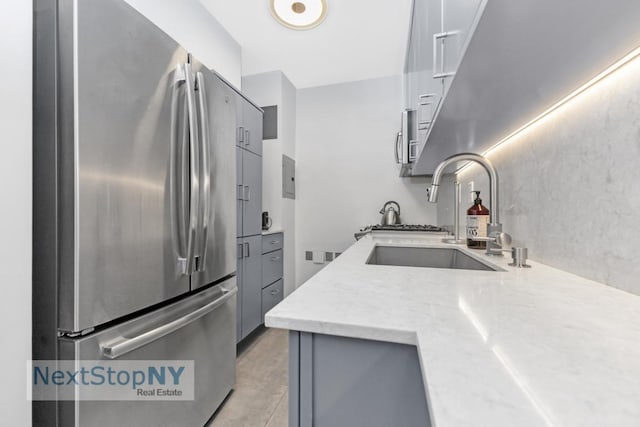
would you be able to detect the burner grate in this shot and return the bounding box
[360,224,445,232]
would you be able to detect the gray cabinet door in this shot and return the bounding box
[243,101,263,156]
[236,146,243,237]
[241,235,263,338]
[242,150,263,237]
[236,93,244,147]
[236,239,243,344]
[441,0,483,93]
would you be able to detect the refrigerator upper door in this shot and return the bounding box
[59,0,192,332]
[190,64,238,289]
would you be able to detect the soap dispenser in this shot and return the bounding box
[466,191,490,249]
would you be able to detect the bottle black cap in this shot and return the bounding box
[474,191,482,205]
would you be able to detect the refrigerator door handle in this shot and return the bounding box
[195,72,211,272]
[101,286,237,359]
[171,64,188,273]
[184,63,200,275]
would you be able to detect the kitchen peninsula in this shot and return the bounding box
[266,232,640,427]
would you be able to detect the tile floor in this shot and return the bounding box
[208,327,288,427]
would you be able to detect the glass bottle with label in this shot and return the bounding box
[466,191,489,249]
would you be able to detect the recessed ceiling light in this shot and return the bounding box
[269,0,328,30]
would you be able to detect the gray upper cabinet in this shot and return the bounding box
[243,101,263,156]
[241,150,263,237]
[236,93,263,156]
[402,0,483,175]
[412,0,640,175]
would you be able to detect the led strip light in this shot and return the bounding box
[458,45,640,177]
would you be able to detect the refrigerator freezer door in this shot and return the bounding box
[58,0,191,332]
[190,66,238,290]
[58,278,237,427]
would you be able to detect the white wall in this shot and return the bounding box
[0,0,32,424]
[455,54,640,295]
[295,76,437,286]
[124,0,242,87]
[242,71,297,297]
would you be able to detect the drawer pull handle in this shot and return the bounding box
[271,256,281,261]
[270,240,280,245]
[270,289,280,295]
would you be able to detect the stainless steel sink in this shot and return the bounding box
[366,246,503,272]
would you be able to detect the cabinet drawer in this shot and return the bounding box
[262,233,283,253]
[262,249,283,288]
[262,279,283,321]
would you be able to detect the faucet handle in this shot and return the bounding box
[471,232,512,247]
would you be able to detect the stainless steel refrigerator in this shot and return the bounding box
[33,0,237,425]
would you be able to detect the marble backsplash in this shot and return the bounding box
[449,55,640,296]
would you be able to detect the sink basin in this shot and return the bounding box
[366,246,503,272]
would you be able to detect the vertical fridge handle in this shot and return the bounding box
[195,72,211,272]
[184,63,200,275]
[171,64,187,273]
[395,131,402,164]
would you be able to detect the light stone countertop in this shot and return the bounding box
[265,232,640,427]
[262,228,284,236]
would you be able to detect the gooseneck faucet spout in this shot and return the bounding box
[427,153,499,225]
[427,153,506,256]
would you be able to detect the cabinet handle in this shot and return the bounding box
[418,93,438,105]
[418,93,438,130]
[244,242,250,258]
[245,129,250,146]
[394,131,402,164]
[270,289,280,295]
[271,256,281,261]
[270,240,280,245]
[237,184,244,201]
[244,185,251,201]
[433,32,457,79]
[237,243,244,259]
[238,126,245,143]
[409,140,420,162]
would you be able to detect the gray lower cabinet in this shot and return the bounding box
[237,235,263,341]
[261,232,284,323]
[262,279,283,320]
[289,332,431,427]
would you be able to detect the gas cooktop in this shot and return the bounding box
[355,224,446,240]
[360,224,445,232]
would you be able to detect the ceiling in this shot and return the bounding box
[199,0,413,89]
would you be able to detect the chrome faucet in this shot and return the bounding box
[427,153,509,256]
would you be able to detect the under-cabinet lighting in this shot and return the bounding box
[457,45,640,177]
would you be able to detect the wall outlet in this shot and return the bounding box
[468,181,475,203]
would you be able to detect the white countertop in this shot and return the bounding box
[262,228,283,235]
[265,232,640,427]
